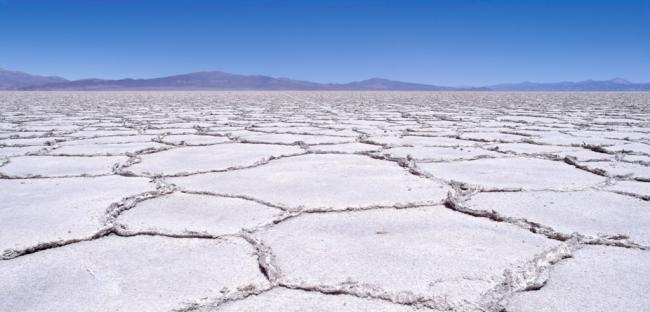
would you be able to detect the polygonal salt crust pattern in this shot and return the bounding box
[235,132,354,145]
[382,146,502,161]
[0,136,67,146]
[486,143,571,155]
[418,157,605,190]
[160,134,231,145]
[605,180,650,200]
[126,143,305,176]
[0,155,127,177]
[0,236,269,312]
[116,192,282,236]
[0,145,46,157]
[506,246,650,312]
[171,154,451,211]
[367,135,479,147]
[578,161,650,181]
[260,206,557,310]
[49,141,168,156]
[603,142,650,154]
[465,190,650,245]
[552,149,615,161]
[59,135,158,145]
[0,176,155,255]
[1,92,649,312]
[307,142,382,153]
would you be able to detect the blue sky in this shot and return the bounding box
[1,0,649,85]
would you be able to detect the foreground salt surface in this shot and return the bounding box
[0,236,268,312]
[507,246,650,312]
[261,206,556,310]
[0,92,648,312]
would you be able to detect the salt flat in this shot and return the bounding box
[0,91,648,311]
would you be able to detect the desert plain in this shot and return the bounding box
[0,91,649,311]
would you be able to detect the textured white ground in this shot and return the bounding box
[0,91,648,312]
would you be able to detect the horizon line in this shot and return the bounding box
[2,66,649,87]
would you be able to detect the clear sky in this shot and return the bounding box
[1,0,649,86]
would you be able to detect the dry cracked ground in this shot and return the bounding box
[1,91,649,312]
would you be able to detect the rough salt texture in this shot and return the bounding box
[0,176,155,254]
[126,143,304,176]
[0,236,268,312]
[48,141,167,156]
[233,131,354,145]
[506,246,650,312]
[207,288,419,312]
[419,157,605,190]
[0,155,127,177]
[0,92,648,311]
[117,192,282,236]
[159,134,231,145]
[382,146,502,161]
[605,180,650,200]
[171,153,451,210]
[261,206,557,310]
[465,190,650,245]
[307,142,381,153]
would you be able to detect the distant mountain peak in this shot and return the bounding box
[490,78,649,91]
[361,77,391,82]
[0,67,68,90]
[11,69,482,91]
[609,78,631,84]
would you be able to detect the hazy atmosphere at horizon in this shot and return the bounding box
[1,0,649,85]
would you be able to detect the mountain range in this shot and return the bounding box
[1,67,649,91]
[488,78,650,91]
[0,68,68,90]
